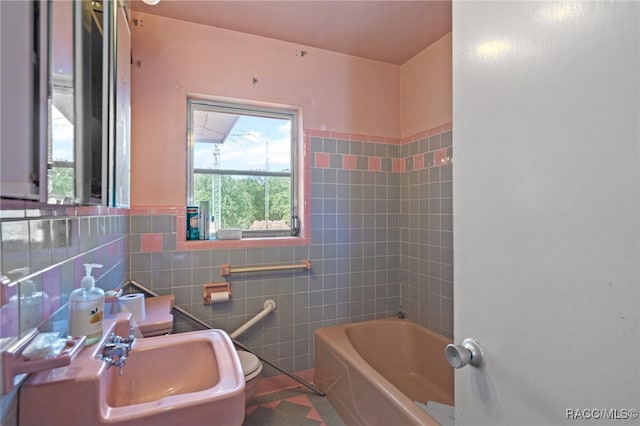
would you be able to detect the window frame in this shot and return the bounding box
[186,97,300,238]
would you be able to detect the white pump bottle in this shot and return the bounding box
[68,264,104,345]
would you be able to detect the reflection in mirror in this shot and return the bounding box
[0,273,50,340]
[76,0,106,205]
[0,0,43,201]
[112,0,131,206]
[48,0,75,204]
[48,0,108,206]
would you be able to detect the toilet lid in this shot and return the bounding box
[237,351,261,376]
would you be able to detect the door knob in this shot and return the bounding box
[445,338,485,368]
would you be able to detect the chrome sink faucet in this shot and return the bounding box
[108,328,136,349]
[96,328,136,376]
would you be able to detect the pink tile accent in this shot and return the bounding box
[434,148,447,166]
[349,133,370,142]
[262,401,281,410]
[367,134,386,143]
[387,137,403,145]
[128,206,180,215]
[306,406,324,422]
[245,405,259,416]
[306,129,330,138]
[406,130,429,143]
[285,394,313,407]
[369,156,381,171]
[140,233,163,252]
[414,153,424,169]
[105,207,129,216]
[183,235,309,251]
[329,131,351,140]
[343,154,357,170]
[315,152,330,168]
[392,158,405,173]
[75,206,102,216]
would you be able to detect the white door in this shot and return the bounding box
[453,2,639,425]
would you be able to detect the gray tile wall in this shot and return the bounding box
[0,206,129,426]
[128,130,454,378]
[399,131,453,337]
[129,135,401,377]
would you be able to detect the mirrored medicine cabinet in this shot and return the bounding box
[0,0,131,210]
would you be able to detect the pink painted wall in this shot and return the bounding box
[399,32,452,138]
[130,12,400,206]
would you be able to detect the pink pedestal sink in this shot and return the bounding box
[19,314,245,426]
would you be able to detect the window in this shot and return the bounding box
[187,99,299,238]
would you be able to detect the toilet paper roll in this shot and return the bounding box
[119,293,146,321]
[210,292,230,304]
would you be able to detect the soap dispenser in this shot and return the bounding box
[68,263,104,345]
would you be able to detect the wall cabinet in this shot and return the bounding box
[0,0,131,208]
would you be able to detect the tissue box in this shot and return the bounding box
[217,229,242,240]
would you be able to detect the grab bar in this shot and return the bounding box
[221,259,311,276]
[127,280,325,397]
[230,299,276,339]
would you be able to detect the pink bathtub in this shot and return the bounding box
[314,318,454,425]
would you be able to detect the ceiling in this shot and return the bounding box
[129,1,452,65]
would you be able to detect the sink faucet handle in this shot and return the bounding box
[108,329,135,348]
[97,354,113,366]
[125,328,136,345]
[117,355,127,376]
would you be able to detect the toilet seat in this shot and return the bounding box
[237,351,262,381]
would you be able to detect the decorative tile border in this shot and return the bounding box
[308,123,452,174]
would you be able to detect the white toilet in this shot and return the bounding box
[237,350,263,403]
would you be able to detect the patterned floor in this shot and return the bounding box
[243,388,346,426]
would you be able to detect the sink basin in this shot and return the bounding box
[105,335,220,407]
[19,314,246,426]
[99,330,245,425]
